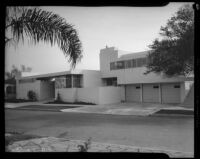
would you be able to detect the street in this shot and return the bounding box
[5,109,194,153]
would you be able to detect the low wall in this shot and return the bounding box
[77,87,99,104]
[55,88,77,103]
[56,86,122,105]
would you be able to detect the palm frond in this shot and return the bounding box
[6,7,82,68]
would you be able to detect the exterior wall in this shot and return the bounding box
[100,47,189,84]
[82,70,102,87]
[184,81,194,98]
[182,83,194,108]
[56,86,121,105]
[100,47,118,74]
[77,87,99,104]
[40,81,55,101]
[99,87,121,105]
[16,80,41,100]
[180,82,186,103]
[102,67,188,84]
[55,88,77,103]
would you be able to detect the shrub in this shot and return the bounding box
[56,92,62,102]
[27,90,37,101]
[77,137,92,152]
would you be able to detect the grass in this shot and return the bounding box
[12,105,81,112]
[154,109,194,115]
[5,98,34,103]
[46,100,96,105]
[5,132,41,152]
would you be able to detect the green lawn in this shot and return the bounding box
[45,100,96,105]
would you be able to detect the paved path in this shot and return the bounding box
[5,109,194,154]
[7,136,193,157]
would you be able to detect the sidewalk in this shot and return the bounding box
[7,136,193,157]
[5,101,194,116]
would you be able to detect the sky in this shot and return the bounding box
[5,2,193,74]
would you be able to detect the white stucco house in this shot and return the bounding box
[16,46,194,105]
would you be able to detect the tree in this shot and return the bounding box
[5,64,32,80]
[21,64,32,72]
[5,7,82,68]
[145,4,194,77]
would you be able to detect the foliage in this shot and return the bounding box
[27,90,37,101]
[145,4,194,76]
[77,137,92,152]
[21,65,32,72]
[5,98,34,103]
[56,92,62,102]
[5,132,40,152]
[5,7,82,68]
[5,64,32,80]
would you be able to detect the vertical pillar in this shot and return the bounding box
[71,75,73,88]
[140,84,143,102]
[159,83,162,103]
[124,85,126,102]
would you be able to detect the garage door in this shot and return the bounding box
[143,84,159,103]
[161,83,180,103]
[126,85,141,102]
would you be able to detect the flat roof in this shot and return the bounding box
[18,69,100,80]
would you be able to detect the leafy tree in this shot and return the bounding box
[145,4,194,77]
[5,7,82,68]
[21,64,32,72]
[5,64,32,80]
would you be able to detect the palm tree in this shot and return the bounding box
[5,7,82,68]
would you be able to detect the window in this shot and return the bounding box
[65,75,72,88]
[136,58,147,67]
[132,59,137,67]
[103,78,117,86]
[55,76,67,88]
[174,85,180,88]
[125,60,132,68]
[73,75,82,88]
[110,62,116,70]
[153,85,159,88]
[136,86,140,89]
[110,57,147,71]
[116,61,125,69]
[19,78,35,83]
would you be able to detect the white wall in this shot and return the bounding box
[56,86,122,105]
[102,67,189,84]
[77,87,99,104]
[100,47,118,74]
[55,88,77,103]
[82,70,102,87]
[180,82,186,103]
[16,80,41,100]
[99,87,121,105]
